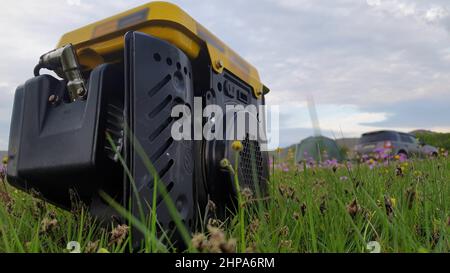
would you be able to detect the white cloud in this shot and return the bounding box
[366,0,450,27]
[278,103,388,129]
[367,0,381,7]
[366,0,417,17]
[424,6,448,23]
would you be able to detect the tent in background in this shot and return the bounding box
[295,136,344,163]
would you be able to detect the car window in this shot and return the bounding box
[360,132,398,143]
[400,134,413,143]
[409,136,418,144]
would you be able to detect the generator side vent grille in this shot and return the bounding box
[239,135,264,189]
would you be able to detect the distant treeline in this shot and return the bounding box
[416,132,450,150]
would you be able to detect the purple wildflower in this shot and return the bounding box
[307,157,315,167]
[399,153,408,163]
[346,161,353,170]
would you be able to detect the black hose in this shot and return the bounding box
[33,63,43,77]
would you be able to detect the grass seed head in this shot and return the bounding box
[7,201,14,214]
[29,189,47,217]
[205,225,237,253]
[207,218,222,228]
[278,184,295,199]
[220,238,237,253]
[300,203,307,216]
[279,226,289,237]
[431,233,440,248]
[279,240,292,249]
[40,217,58,234]
[207,200,217,213]
[32,199,46,218]
[384,196,394,218]
[191,233,208,252]
[47,210,57,219]
[206,225,227,253]
[109,224,129,246]
[0,190,12,205]
[85,240,100,253]
[249,218,260,234]
[241,187,254,202]
[246,242,257,253]
[347,199,360,218]
[207,226,225,242]
[25,242,32,252]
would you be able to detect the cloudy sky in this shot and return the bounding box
[1,0,450,149]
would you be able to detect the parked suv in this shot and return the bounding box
[355,130,438,158]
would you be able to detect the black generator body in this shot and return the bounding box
[7,31,269,245]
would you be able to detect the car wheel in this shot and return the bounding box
[398,151,408,159]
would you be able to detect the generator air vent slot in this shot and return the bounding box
[148,95,173,118]
[150,137,174,163]
[148,74,171,97]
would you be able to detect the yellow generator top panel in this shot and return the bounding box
[58,1,267,97]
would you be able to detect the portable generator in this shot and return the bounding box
[7,1,270,244]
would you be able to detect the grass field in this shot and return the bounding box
[0,150,449,253]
